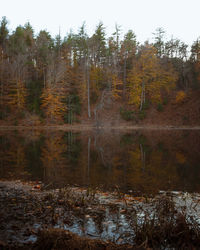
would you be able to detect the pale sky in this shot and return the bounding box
[1,0,200,45]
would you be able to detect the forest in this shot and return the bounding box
[0,16,200,125]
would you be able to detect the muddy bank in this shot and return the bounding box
[1,180,200,249]
[0,180,137,249]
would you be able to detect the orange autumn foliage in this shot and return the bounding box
[41,85,66,121]
[175,90,186,104]
[111,74,123,99]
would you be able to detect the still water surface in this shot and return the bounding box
[0,129,200,194]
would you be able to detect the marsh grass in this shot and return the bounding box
[40,188,200,248]
[133,195,200,248]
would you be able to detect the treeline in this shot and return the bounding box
[0,16,199,123]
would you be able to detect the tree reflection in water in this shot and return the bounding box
[0,129,200,194]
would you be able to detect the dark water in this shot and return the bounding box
[0,129,200,194]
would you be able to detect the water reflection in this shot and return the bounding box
[0,129,200,194]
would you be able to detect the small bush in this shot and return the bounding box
[175,90,186,103]
[90,91,98,104]
[142,101,150,110]
[120,108,135,121]
[138,110,146,120]
[163,97,168,105]
[157,103,164,112]
[183,115,189,122]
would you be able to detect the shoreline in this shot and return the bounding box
[1,180,200,249]
[0,125,200,131]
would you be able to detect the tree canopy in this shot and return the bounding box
[0,17,199,123]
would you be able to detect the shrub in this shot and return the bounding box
[163,97,168,105]
[138,110,146,120]
[157,103,163,112]
[133,196,200,248]
[183,115,189,122]
[120,107,135,121]
[175,90,186,103]
[90,91,98,104]
[142,101,150,110]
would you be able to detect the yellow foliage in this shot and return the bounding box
[127,44,177,108]
[41,86,66,121]
[111,74,123,99]
[7,79,27,111]
[129,148,142,168]
[127,65,143,107]
[175,91,186,103]
[90,65,104,91]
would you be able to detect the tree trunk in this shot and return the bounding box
[94,89,106,127]
[123,56,127,100]
[86,59,91,118]
[140,82,145,111]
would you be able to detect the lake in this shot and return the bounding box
[0,129,200,195]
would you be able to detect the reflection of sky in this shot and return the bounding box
[1,0,200,45]
[63,207,134,244]
[54,192,200,244]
